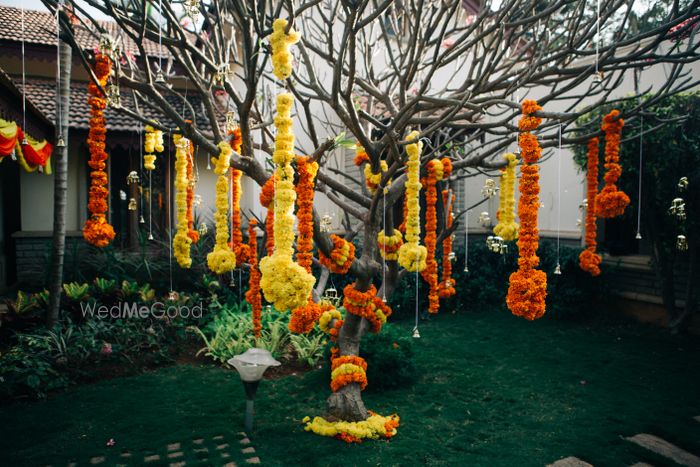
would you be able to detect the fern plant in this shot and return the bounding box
[290,334,327,367]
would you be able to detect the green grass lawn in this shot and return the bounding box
[1,310,699,466]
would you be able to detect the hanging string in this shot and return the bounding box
[168,130,173,292]
[148,164,153,240]
[54,4,62,148]
[413,249,420,338]
[555,124,562,275]
[595,0,600,76]
[464,209,470,273]
[382,184,387,302]
[21,7,27,145]
[229,159,235,288]
[139,126,145,223]
[158,0,163,75]
[636,115,644,240]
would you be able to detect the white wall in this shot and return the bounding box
[20,139,82,232]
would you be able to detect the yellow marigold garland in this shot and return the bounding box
[143,125,163,171]
[303,412,400,443]
[259,93,315,311]
[269,18,300,81]
[318,307,342,334]
[506,100,547,321]
[206,142,237,274]
[397,131,427,272]
[173,134,192,268]
[377,229,403,261]
[493,153,519,242]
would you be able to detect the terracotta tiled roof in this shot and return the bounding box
[16,78,214,132]
[0,5,167,57]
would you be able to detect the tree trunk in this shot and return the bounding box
[325,219,382,421]
[326,311,369,421]
[46,33,72,327]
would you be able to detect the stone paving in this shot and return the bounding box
[46,432,261,466]
[548,416,700,467]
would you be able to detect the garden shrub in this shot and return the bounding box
[359,323,416,391]
[387,239,607,320]
[321,322,416,391]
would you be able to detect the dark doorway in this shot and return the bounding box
[1,161,21,288]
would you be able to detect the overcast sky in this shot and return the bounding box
[0,0,110,20]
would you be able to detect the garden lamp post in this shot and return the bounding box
[228,348,280,433]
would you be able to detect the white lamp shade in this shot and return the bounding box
[228,348,281,382]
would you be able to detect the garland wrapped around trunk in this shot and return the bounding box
[83,53,115,248]
[506,100,547,321]
[580,138,603,276]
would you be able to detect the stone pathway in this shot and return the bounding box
[48,432,261,466]
[626,434,700,467]
[548,416,700,466]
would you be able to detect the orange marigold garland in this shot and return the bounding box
[506,100,547,321]
[83,53,116,248]
[595,109,630,218]
[330,355,368,392]
[259,175,276,256]
[229,168,249,264]
[245,220,263,338]
[579,138,603,276]
[289,156,323,334]
[420,159,444,313]
[438,189,456,298]
[229,127,248,264]
[343,283,392,334]
[319,234,355,274]
[185,140,199,244]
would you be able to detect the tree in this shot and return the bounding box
[41,0,700,423]
[46,4,73,327]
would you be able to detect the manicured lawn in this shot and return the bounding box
[1,310,699,466]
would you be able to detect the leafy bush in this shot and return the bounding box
[359,323,416,391]
[321,322,416,391]
[290,333,327,367]
[0,348,69,399]
[388,239,607,320]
